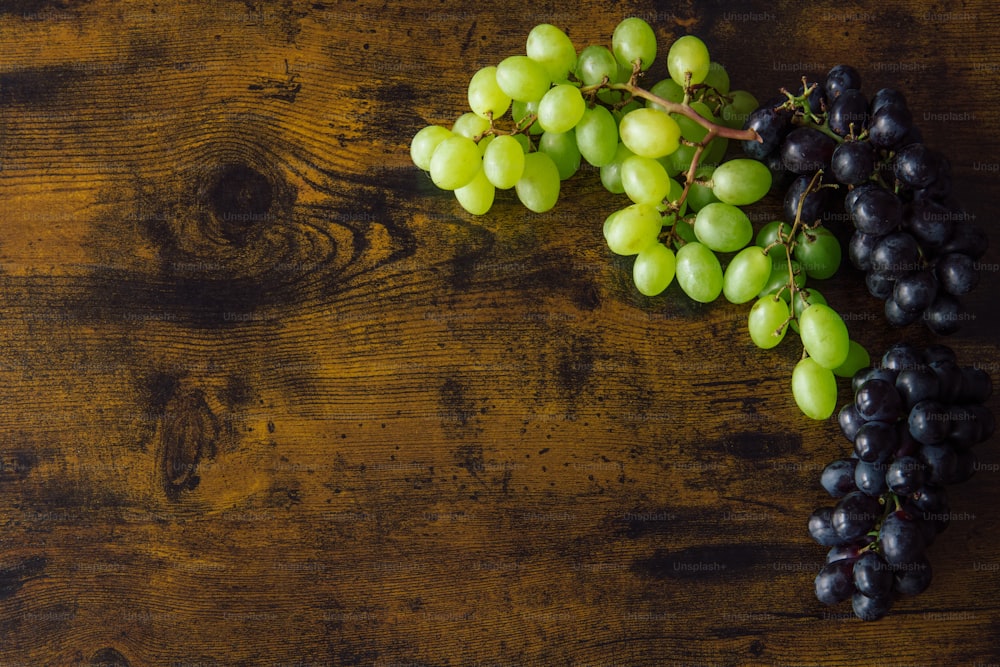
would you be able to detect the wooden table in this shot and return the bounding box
[2,1,998,665]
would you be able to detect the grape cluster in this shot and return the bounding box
[809,342,994,620]
[742,65,988,335]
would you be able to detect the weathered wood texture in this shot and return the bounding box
[1,1,999,665]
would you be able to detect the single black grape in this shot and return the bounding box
[940,221,988,259]
[923,344,957,366]
[885,297,921,327]
[871,232,921,278]
[908,400,950,445]
[852,590,893,621]
[850,186,903,236]
[853,551,894,598]
[918,442,958,485]
[854,421,898,463]
[838,403,867,442]
[809,507,845,546]
[782,127,837,174]
[828,89,869,137]
[928,359,963,402]
[784,174,829,224]
[892,271,938,314]
[742,97,794,159]
[831,141,876,185]
[815,559,857,605]
[905,200,954,252]
[879,510,926,565]
[881,342,923,372]
[821,458,859,497]
[825,65,862,100]
[866,271,895,299]
[854,459,889,497]
[885,455,926,495]
[869,104,913,149]
[870,88,907,116]
[947,405,980,449]
[893,553,932,596]
[855,378,904,422]
[893,143,938,189]
[935,252,979,296]
[832,491,881,541]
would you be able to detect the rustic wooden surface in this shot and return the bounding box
[1,1,999,665]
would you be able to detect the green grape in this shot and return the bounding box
[670,101,714,144]
[604,203,661,255]
[496,55,551,103]
[512,133,531,152]
[454,168,495,215]
[833,340,871,378]
[685,165,720,211]
[722,90,759,129]
[792,357,838,420]
[621,155,670,206]
[477,134,494,156]
[511,99,542,134]
[798,303,850,370]
[755,220,790,248]
[575,45,618,86]
[618,108,681,158]
[515,151,560,213]
[575,105,619,167]
[693,202,752,252]
[482,135,525,189]
[789,287,827,333]
[667,34,711,86]
[539,131,581,180]
[451,111,491,140]
[661,143,697,177]
[526,24,577,82]
[711,158,773,206]
[468,66,512,120]
[599,142,634,194]
[612,17,657,71]
[794,227,842,279]
[537,84,586,134]
[410,125,453,172]
[633,242,676,296]
[671,217,697,245]
[723,246,772,304]
[747,296,789,349]
[646,78,684,112]
[602,209,620,240]
[429,135,482,190]
[703,62,730,94]
[759,258,806,298]
[675,241,723,303]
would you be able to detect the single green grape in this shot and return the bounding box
[482,135,525,190]
[702,61,730,94]
[515,151,560,213]
[468,66,512,120]
[454,168,495,215]
[723,246,772,304]
[495,55,551,103]
[575,45,619,86]
[833,340,871,378]
[756,220,790,249]
[788,288,827,333]
[670,101,714,144]
[748,296,789,349]
[575,105,619,167]
[711,158,772,206]
[599,142,635,194]
[511,99,542,134]
[798,303,850,370]
[685,165,720,211]
[646,78,684,112]
[539,131,581,180]
[792,357,838,420]
[537,84,586,134]
[759,258,807,298]
[675,241,723,303]
[693,202,753,253]
[429,135,482,190]
[410,125,453,172]
[661,143,697,177]
[526,24,577,82]
[794,227,842,280]
[451,111,491,140]
[722,90,759,129]
[618,108,681,158]
[612,17,657,71]
[604,203,662,256]
[633,242,676,296]
[701,136,729,166]
[621,155,670,206]
[667,34,711,86]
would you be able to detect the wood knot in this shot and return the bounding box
[203,162,275,246]
[158,389,218,499]
[87,647,131,667]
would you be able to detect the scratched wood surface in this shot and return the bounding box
[1,1,999,665]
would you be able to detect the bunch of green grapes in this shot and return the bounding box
[411,17,866,421]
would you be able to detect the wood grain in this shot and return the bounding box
[1,0,999,665]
